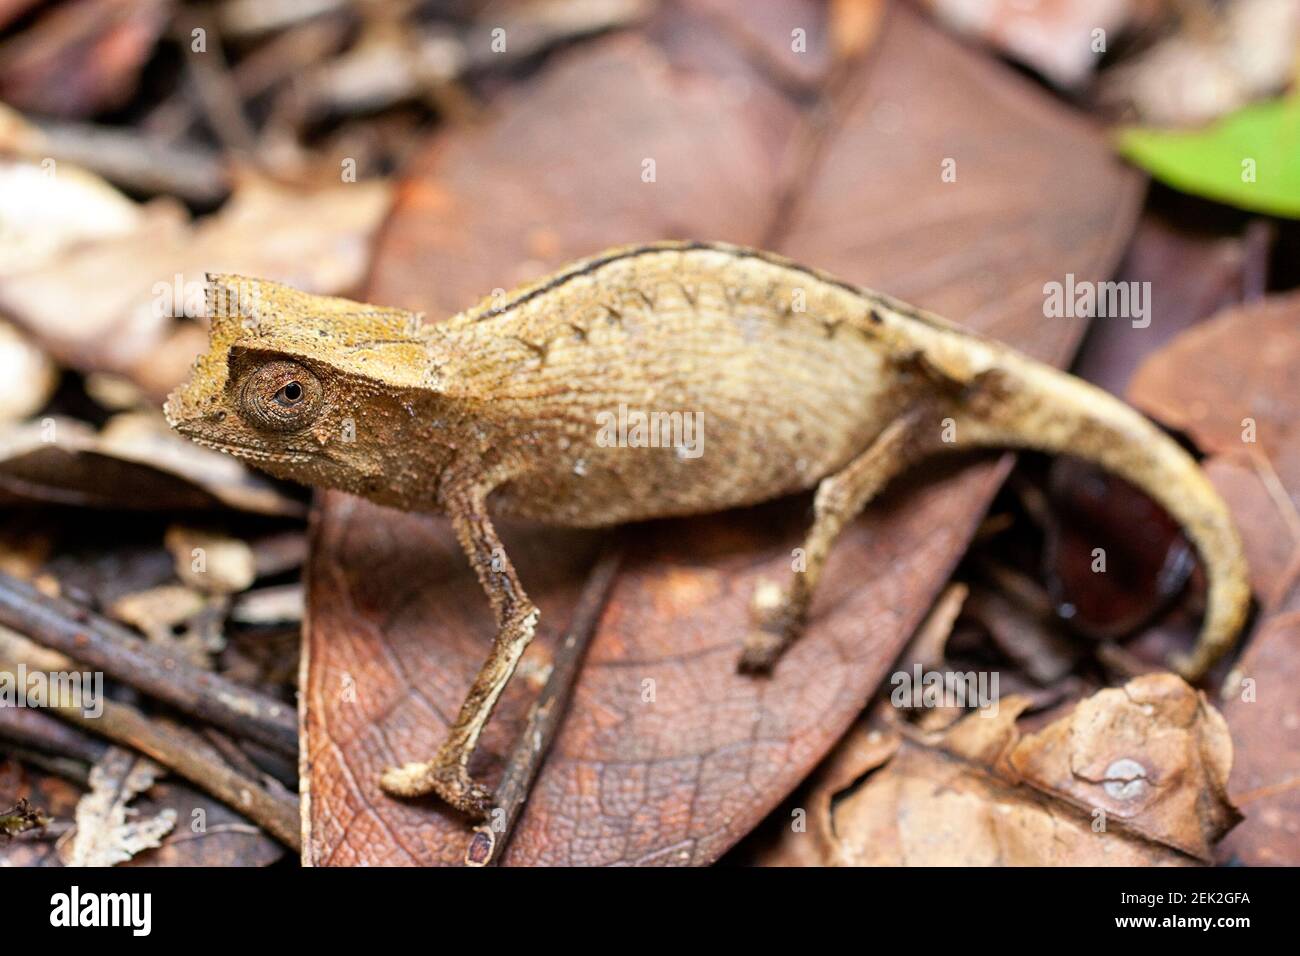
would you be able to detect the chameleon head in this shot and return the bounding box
[167,344,334,464]
[165,274,434,498]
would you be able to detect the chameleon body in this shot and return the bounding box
[166,241,1250,818]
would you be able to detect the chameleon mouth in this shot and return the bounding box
[182,431,319,465]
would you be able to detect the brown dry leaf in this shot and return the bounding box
[0,0,171,118]
[460,0,655,75]
[752,721,902,867]
[0,155,144,277]
[82,372,150,412]
[105,584,225,667]
[0,177,392,396]
[186,177,392,300]
[118,777,285,867]
[745,580,980,867]
[1129,292,1300,505]
[0,200,192,373]
[231,584,304,625]
[919,0,1133,87]
[62,747,176,867]
[164,526,256,595]
[1007,673,1240,860]
[0,414,304,515]
[107,584,207,641]
[96,412,304,515]
[763,673,1239,865]
[304,1,1141,866]
[0,318,57,423]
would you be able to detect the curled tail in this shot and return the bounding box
[947,348,1250,679]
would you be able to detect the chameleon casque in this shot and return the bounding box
[165,240,1251,819]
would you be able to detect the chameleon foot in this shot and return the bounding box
[738,579,804,673]
[379,748,494,819]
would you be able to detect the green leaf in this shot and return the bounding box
[1116,98,1300,218]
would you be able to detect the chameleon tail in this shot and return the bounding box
[952,350,1251,680]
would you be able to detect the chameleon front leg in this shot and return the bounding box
[740,409,931,672]
[379,481,539,818]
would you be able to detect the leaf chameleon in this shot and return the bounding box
[166,241,1251,818]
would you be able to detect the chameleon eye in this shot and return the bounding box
[275,381,304,406]
[239,361,322,432]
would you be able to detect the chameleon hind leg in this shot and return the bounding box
[380,481,537,819]
[739,409,931,672]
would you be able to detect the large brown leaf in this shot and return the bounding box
[303,1,1141,865]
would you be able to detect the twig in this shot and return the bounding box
[201,726,265,780]
[232,15,352,102]
[144,16,350,144]
[175,12,260,157]
[2,747,92,788]
[1241,219,1274,302]
[202,726,296,799]
[0,571,297,755]
[464,544,622,866]
[0,702,107,764]
[241,740,300,791]
[28,120,229,204]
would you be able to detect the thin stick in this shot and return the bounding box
[29,121,228,203]
[464,544,622,866]
[175,12,260,157]
[0,571,297,755]
[241,740,299,791]
[0,703,106,764]
[202,727,266,781]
